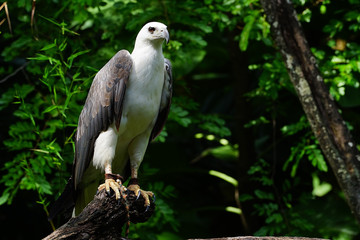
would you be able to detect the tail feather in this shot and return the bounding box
[48,177,75,221]
[74,180,99,216]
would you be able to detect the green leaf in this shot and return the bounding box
[0,192,10,205]
[198,114,231,137]
[41,43,56,51]
[265,213,283,224]
[239,13,257,51]
[254,189,274,200]
[67,49,91,68]
[42,105,58,114]
[320,4,326,14]
[0,88,16,110]
[307,145,328,172]
[281,116,309,136]
[299,8,312,23]
[312,174,332,197]
[39,15,79,35]
[225,206,242,215]
[209,145,239,160]
[28,53,51,61]
[244,116,270,128]
[168,105,192,127]
[58,39,67,52]
[209,170,238,187]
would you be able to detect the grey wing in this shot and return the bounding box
[150,58,173,141]
[74,50,133,189]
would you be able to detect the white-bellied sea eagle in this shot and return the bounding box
[49,22,172,218]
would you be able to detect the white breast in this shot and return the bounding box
[117,47,165,138]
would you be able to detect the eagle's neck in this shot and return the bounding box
[133,38,164,54]
[131,41,164,71]
[130,41,164,87]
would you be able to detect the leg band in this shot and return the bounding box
[105,173,124,182]
[128,178,139,186]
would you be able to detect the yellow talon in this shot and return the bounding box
[98,178,124,200]
[127,184,154,207]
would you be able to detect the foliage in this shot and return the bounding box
[1,0,360,239]
[0,32,90,213]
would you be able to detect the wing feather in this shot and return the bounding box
[114,77,127,128]
[74,50,132,189]
[150,58,173,141]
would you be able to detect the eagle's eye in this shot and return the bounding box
[148,27,156,33]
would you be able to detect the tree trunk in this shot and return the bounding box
[260,0,360,223]
[43,190,155,240]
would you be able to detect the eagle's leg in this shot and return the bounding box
[97,162,126,200]
[127,133,155,208]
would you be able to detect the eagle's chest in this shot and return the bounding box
[118,59,164,137]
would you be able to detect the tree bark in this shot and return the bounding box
[43,190,155,240]
[260,0,360,223]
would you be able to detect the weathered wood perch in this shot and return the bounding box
[43,189,155,240]
[43,191,327,240]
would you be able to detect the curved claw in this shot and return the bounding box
[136,190,141,200]
[145,205,150,212]
[106,190,111,197]
[98,178,125,200]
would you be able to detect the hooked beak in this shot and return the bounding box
[164,29,170,44]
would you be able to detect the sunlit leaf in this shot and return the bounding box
[209,170,238,187]
[0,192,10,205]
[239,13,257,51]
[312,174,332,197]
[225,206,242,215]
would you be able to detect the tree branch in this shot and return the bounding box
[43,190,155,240]
[0,61,29,84]
[260,0,360,223]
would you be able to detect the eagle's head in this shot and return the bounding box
[135,22,169,48]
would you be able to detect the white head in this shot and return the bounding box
[134,22,169,49]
